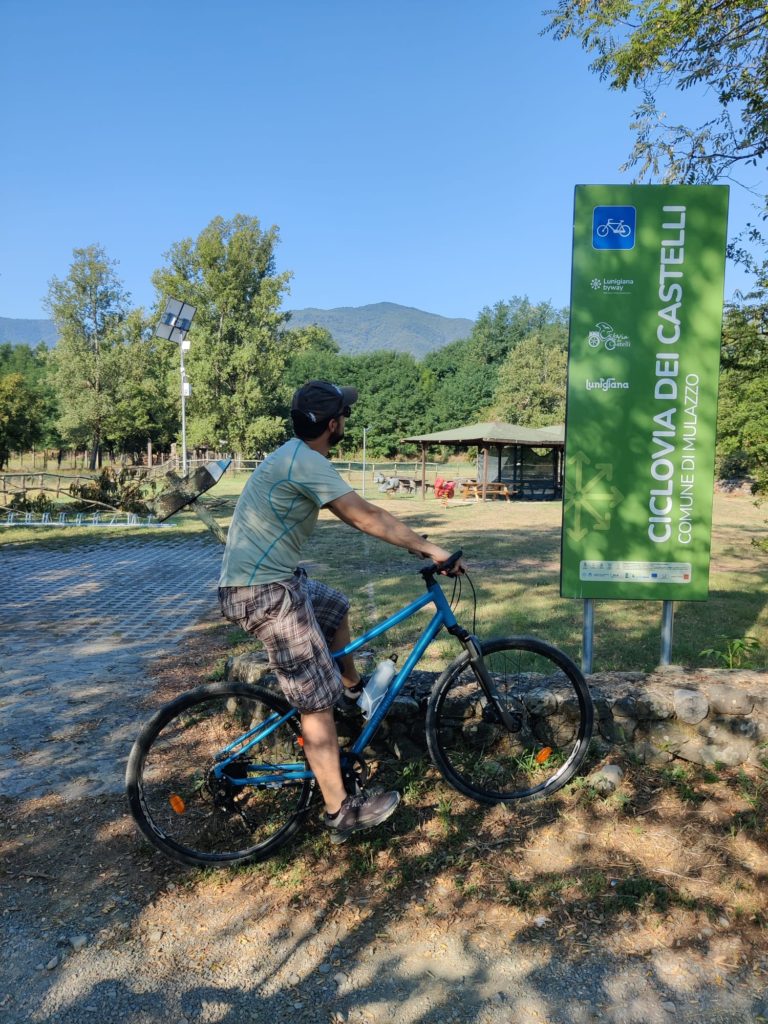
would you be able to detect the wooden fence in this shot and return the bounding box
[0,472,91,503]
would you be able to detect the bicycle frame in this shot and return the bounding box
[211,576,460,788]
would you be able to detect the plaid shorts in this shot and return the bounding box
[218,572,348,713]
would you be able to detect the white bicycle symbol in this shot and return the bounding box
[588,322,619,350]
[596,219,632,238]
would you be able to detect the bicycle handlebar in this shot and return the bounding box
[419,549,464,580]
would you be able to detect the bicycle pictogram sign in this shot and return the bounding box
[592,205,636,250]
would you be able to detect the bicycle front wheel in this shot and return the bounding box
[126,682,313,867]
[426,637,593,804]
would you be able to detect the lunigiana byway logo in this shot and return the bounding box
[564,452,624,542]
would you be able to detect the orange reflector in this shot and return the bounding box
[169,794,186,814]
[297,737,304,747]
[535,747,553,764]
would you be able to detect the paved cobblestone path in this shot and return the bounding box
[0,536,222,800]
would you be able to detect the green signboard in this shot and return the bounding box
[561,184,729,600]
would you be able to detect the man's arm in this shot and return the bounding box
[326,490,465,570]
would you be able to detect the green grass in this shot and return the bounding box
[2,465,766,673]
[659,764,705,804]
[305,489,768,672]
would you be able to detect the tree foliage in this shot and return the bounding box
[284,342,427,458]
[0,342,59,447]
[151,215,293,457]
[422,298,567,429]
[716,300,768,490]
[107,309,179,453]
[0,373,47,469]
[45,245,131,468]
[489,321,568,426]
[544,1,768,186]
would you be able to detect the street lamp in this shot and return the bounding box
[155,298,196,475]
[362,425,372,497]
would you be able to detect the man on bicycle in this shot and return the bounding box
[219,380,463,843]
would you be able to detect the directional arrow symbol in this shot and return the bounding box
[565,450,624,540]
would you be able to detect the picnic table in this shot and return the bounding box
[459,480,517,501]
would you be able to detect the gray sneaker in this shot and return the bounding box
[324,790,401,844]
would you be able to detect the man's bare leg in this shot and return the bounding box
[300,708,347,813]
[331,614,362,691]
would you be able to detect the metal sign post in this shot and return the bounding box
[582,598,594,675]
[155,299,197,474]
[660,600,675,665]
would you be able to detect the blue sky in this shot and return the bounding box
[0,1,758,322]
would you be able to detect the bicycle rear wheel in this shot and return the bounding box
[426,637,593,804]
[126,682,313,867]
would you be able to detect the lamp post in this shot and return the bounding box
[155,298,196,475]
[362,425,371,497]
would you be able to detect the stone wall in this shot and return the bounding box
[225,651,768,768]
[588,666,767,767]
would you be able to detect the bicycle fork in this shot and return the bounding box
[449,626,520,732]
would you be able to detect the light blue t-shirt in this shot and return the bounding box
[219,439,352,586]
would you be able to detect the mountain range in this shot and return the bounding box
[0,318,58,348]
[0,303,474,359]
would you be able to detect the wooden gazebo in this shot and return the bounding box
[401,421,565,500]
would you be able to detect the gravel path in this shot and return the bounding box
[5,884,765,1024]
[0,536,221,799]
[1,536,766,1023]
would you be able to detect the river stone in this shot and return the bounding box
[675,716,760,766]
[526,687,558,715]
[226,651,271,684]
[635,739,674,764]
[612,696,638,719]
[612,717,638,742]
[706,715,761,741]
[673,688,709,724]
[642,720,694,758]
[705,683,754,716]
[388,696,420,722]
[588,763,624,795]
[597,712,625,744]
[634,689,675,720]
[676,719,758,767]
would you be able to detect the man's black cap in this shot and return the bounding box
[291,380,358,424]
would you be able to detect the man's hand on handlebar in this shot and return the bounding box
[404,534,466,574]
[408,545,466,575]
[433,548,467,576]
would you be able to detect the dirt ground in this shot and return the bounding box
[2,615,768,1023]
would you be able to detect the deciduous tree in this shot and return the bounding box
[45,246,129,468]
[151,215,293,457]
[717,299,768,491]
[0,343,59,448]
[106,309,179,456]
[490,322,568,426]
[0,373,46,469]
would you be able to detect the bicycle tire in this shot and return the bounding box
[126,682,313,867]
[426,636,593,805]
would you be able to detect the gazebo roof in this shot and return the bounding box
[401,421,564,447]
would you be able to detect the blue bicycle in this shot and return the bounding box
[126,552,594,867]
